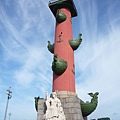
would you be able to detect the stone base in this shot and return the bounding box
[37,91,84,120]
[37,98,45,120]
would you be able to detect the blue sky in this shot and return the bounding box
[0,0,120,120]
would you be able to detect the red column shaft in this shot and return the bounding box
[53,8,76,93]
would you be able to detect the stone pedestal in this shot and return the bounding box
[37,91,84,120]
[37,98,45,120]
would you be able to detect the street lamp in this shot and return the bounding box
[4,87,12,120]
[8,113,12,120]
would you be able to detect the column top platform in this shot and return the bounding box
[49,0,78,17]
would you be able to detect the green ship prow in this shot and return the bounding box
[80,92,99,117]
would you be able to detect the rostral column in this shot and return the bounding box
[35,1,99,120]
[48,0,82,94]
[35,0,99,120]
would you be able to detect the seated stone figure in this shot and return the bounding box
[44,92,66,120]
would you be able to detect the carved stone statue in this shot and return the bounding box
[44,92,66,120]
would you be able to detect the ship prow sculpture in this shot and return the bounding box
[35,0,99,120]
[80,92,99,117]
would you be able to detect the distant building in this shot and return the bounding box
[97,117,110,120]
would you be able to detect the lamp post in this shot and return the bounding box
[4,87,12,120]
[8,113,12,120]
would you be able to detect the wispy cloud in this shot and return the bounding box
[0,0,120,119]
[1,0,53,119]
[0,0,53,90]
[73,0,120,119]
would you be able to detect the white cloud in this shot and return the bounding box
[0,0,120,119]
[73,0,120,119]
